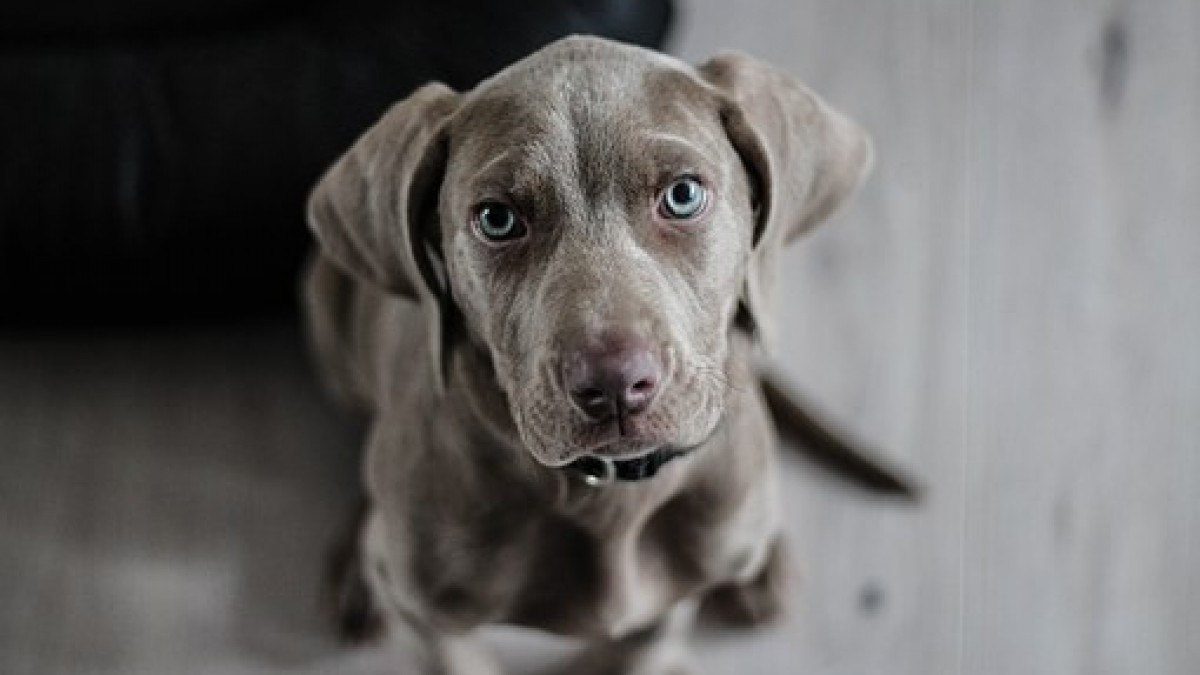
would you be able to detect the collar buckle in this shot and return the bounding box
[571,456,615,487]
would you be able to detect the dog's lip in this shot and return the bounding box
[538,416,725,469]
[527,398,726,469]
[537,438,662,468]
[558,422,724,483]
[583,438,666,461]
[533,435,664,469]
[575,423,669,460]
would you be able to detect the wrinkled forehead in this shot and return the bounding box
[445,45,728,202]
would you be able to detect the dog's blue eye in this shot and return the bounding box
[659,177,707,220]
[474,202,526,242]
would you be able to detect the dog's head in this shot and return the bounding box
[308,36,871,468]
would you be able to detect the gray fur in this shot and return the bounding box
[303,36,871,674]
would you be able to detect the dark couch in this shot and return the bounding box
[0,0,672,325]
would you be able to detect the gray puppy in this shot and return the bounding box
[304,35,871,675]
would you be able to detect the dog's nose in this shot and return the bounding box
[562,334,662,422]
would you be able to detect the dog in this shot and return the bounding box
[303,35,872,675]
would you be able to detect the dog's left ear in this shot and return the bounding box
[699,52,873,347]
[307,83,461,392]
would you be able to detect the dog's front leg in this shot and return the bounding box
[386,618,501,675]
[355,606,500,675]
[701,535,789,628]
[333,507,502,675]
[557,599,700,675]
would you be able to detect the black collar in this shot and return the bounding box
[565,446,692,485]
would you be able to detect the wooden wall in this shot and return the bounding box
[676,1,1199,673]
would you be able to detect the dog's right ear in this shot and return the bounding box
[307,83,460,392]
[307,83,459,300]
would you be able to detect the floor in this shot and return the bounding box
[2,1,1197,674]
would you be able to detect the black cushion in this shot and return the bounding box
[0,0,673,326]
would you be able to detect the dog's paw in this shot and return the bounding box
[701,539,789,628]
[323,506,384,644]
[552,614,699,675]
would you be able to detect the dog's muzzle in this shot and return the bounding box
[565,447,691,486]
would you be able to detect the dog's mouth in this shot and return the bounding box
[576,419,664,455]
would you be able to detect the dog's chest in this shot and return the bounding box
[414,469,774,639]
[512,493,741,637]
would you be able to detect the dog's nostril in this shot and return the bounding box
[623,376,658,414]
[570,386,616,421]
[577,387,608,407]
[579,387,605,401]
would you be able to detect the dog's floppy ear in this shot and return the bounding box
[307,83,460,391]
[699,52,873,347]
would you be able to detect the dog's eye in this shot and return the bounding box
[658,177,708,220]
[473,202,527,242]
